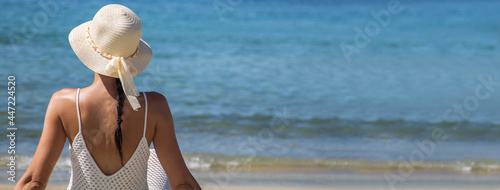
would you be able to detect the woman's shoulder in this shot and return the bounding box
[144,91,168,103]
[43,88,79,117]
[50,89,168,105]
[50,88,78,102]
[44,88,77,102]
[143,91,171,114]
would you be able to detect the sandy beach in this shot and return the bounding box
[5,169,499,189]
[203,187,499,190]
[0,185,498,190]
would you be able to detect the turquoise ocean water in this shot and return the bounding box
[0,0,500,186]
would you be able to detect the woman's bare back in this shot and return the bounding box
[59,87,155,176]
[15,73,200,189]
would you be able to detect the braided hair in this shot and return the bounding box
[115,78,125,165]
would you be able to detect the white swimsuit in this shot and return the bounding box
[68,88,170,190]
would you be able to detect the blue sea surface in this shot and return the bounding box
[0,0,499,173]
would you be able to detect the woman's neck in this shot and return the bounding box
[89,73,120,98]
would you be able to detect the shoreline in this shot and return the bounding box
[4,153,500,175]
[4,169,500,189]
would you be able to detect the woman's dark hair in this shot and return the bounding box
[115,78,125,165]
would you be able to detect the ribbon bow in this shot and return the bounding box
[105,57,141,111]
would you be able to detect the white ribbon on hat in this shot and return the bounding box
[85,22,142,111]
[105,57,141,111]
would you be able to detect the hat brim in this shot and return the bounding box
[69,21,152,78]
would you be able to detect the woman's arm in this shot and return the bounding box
[15,91,67,190]
[150,92,201,190]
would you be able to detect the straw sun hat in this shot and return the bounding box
[69,4,152,111]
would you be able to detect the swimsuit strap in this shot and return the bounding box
[143,92,148,138]
[76,88,82,132]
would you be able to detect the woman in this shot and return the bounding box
[15,4,201,190]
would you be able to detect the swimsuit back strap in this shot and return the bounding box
[76,88,82,132]
[143,92,148,138]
